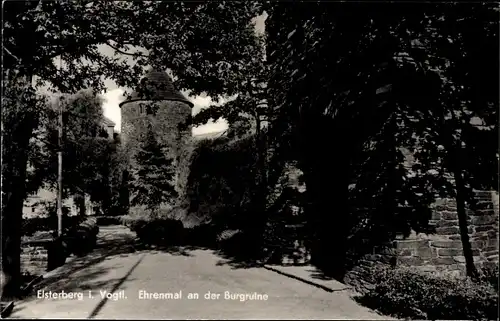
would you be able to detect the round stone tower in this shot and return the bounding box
[119,70,193,206]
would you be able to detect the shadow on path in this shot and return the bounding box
[87,253,145,319]
[10,226,142,317]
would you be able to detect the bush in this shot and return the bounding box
[479,264,499,291]
[357,266,498,320]
[132,218,184,246]
[186,134,259,226]
[62,217,99,256]
[183,224,217,247]
[216,229,261,260]
[22,214,83,236]
[123,206,186,246]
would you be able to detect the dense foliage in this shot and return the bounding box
[358,266,498,320]
[187,136,258,229]
[264,1,498,278]
[129,130,177,213]
[26,91,121,216]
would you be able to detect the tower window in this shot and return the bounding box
[139,104,144,114]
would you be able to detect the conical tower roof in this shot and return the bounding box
[119,70,193,108]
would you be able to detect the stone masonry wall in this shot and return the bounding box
[393,190,499,275]
[20,240,49,276]
[346,190,499,291]
[121,100,192,205]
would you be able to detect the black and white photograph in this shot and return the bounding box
[1,1,498,319]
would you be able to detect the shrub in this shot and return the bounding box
[216,229,261,260]
[133,218,184,246]
[62,217,99,256]
[124,205,186,246]
[22,214,83,236]
[357,265,498,320]
[186,134,259,227]
[183,224,217,247]
[479,264,499,291]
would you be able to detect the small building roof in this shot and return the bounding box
[192,130,227,141]
[119,70,193,108]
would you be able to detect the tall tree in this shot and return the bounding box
[130,129,177,215]
[190,32,271,253]
[27,91,114,216]
[1,77,49,299]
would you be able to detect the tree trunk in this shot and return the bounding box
[251,115,268,257]
[300,113,351,280]
[444,109,478,279]
[1,126,32,301]
[1,191,24,301]
[453,162,479,279]
[1,73,36,300]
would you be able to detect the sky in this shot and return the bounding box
[101,13,267,135]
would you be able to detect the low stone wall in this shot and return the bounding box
[21,239,51,276]
[346,190,499,292]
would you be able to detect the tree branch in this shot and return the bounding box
[106,42,149,58]
[3,46,21,62]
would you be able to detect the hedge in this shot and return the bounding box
[357,265,498,320]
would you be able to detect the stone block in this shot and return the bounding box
[436,220,459,228]
[437,248,463,256]
[435,205,457,212]
[456,263,467,275]
[431,212,442,220]
[441,211,458,220]
[471,235,489,242]
[487,231,498,238]
[470,240,486,249]
[487,238,498,248]
[484,261,499,270]
[452,256,482,263]
[436,226,460,235]
[450,235,462,240]
[397,249,413,256]
[474,190,493,199]
[418,265,438,272]
[432,199,447,207]
[432,257,455,265]
[417,247,435,259]
[471,215,496,225]
[484,250,498,258]
[487,255,499,262]
[485,246,498,253]
[475,201,493,210]
[475,225,496,233]
[472,209,496,216]
[394,239,429,250]
[397,256,424,266]
[431,240,463,249]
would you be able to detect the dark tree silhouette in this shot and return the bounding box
[130,129,177,214]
